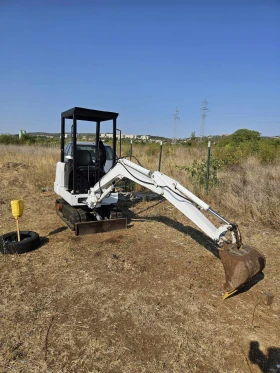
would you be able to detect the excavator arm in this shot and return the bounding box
[87,159,232,245]
[86,158,265,299]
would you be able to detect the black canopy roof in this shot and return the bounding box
[61,107,119,122]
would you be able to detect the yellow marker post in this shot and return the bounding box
[11,200,24,242]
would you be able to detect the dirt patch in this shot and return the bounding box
[0,190,279,372]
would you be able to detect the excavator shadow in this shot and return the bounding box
[124,203,265,294]
[226,272,264,298]
[249,341,280,373]
[48,226,68,236]
[154,216,220,258]
[124,201,219,258]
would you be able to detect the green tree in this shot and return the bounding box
[19,133,36,144]
[0,134,18,144]
[230,129,260,143]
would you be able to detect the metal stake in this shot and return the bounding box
[158,141,163,171]
[206,141,211,194]
[130,140,132,161]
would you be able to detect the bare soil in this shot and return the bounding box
[0,161,279,373]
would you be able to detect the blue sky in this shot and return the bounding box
[0,0,279,138]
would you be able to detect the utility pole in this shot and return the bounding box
[200,99,208,140]
[173,107,180,144]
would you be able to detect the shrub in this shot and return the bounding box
[214,129,280,164]
[258,138,280,163]
[146,143,161,156]
[19,133,36,145]
[0,134,19,145]
[178,156,224,186]
[213,144,241,165]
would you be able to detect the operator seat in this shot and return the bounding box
[75,149,95,191]
[76,149,93,169]
[96,140,106,172]
[65,149,95,192]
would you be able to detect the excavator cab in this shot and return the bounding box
[54,107,127,234]
[59,107,118,193]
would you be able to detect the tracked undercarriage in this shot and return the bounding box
[55,199,126,236]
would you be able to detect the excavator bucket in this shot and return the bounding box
[219,244,266,299]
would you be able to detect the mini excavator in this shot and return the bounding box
[54,107,266,299]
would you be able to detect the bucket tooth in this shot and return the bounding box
[222,289,238,300]
[219,244,266,294]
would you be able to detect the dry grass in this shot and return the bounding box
[0,144,57,192]
[1,141,279,231]
[121,143,280,228]
[211,158,280,229]
[0,144,279,373]
[1,142,279,228]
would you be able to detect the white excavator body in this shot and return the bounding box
[54,106,266,299]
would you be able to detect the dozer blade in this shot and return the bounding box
[219,244,266,297]
[75,218,127,236]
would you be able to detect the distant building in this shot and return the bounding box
[137,135,150,140]
[19,129,26,138]
[101,133,114,139]
[100,133,150,141]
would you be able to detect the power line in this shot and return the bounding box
[173,107,180,144]
[200,99,208,140]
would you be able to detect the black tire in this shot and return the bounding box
[0,231,40,254]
